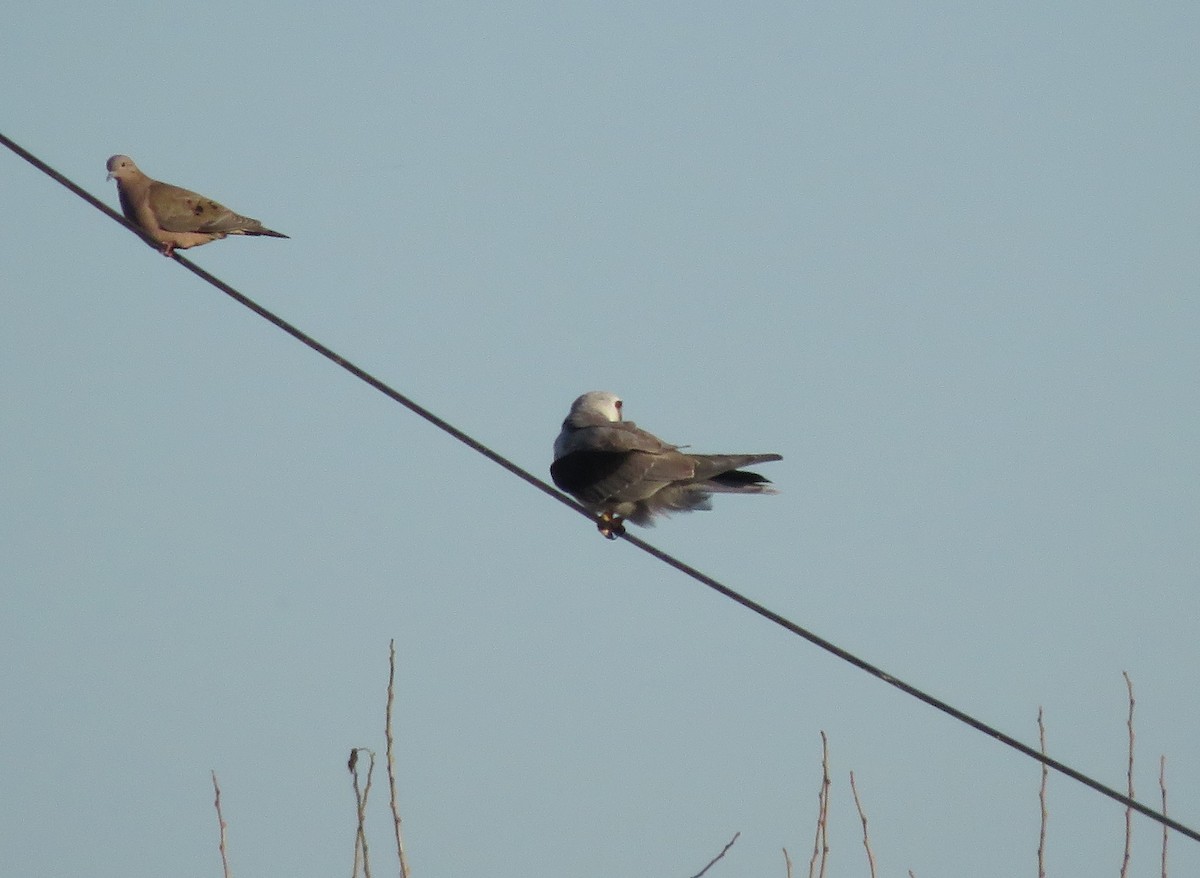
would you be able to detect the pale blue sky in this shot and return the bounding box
[3,3,1198,876]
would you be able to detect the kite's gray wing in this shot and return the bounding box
[551,424,692,505]
[639,452,782,520]
[556,420,667,453]
[688,453,783,485]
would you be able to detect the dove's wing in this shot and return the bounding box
[148,181,273,235]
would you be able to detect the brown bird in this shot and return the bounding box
[106,155,288,256]
[551,391,782,538]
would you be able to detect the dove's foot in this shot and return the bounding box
[160,243,176,257]
[597,513,626,540]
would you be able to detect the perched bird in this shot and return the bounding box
[551,391,782,538]
[105,155,288,256]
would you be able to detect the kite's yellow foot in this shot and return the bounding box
[597,513,626,540]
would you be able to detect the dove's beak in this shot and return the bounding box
[106,172,114,181]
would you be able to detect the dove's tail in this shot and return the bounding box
[245,226,289,239]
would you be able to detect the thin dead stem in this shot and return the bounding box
[1121,672,1135,878]
[1160,755,1168,878]
[849,771,876,878]
[808,731,831,878]
[688,831,739,878]
[1037,707,1048,878]
[211,770,232,878]
[783,847,793,878]
[350,747,377,878]
[386,640,411,878]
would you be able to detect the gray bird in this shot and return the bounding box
[106,155,288,257]
[551,391,782,538]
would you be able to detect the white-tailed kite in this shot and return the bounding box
[551,391,782,538]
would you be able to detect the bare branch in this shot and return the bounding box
[783,847,793,878]
[350,751,363,878]
[1121,672,1135,878]
[1037,707,1048,878]
[211,771,232,878]
[688,831,740,878]
[1160,755,1168,878]
[350,748,377,878]
[386,640,412,878]
[849,771,876,878]
[808,731,831,878]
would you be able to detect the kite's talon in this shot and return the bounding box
[597,513,625,540]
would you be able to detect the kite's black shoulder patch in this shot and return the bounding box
[551,450,630,495]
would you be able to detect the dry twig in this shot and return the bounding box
[211,770,232,878]
[688,831,740,878]
[1160,755,1169,878]
[350,747,377,878]
[849,771,877,878]
[1121,672,1135,878]
[385,639,412,878]
[783,846,793,878]
[1037,707,1048,878]
[807,731,831,878]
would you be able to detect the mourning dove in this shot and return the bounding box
[551,391,782,538]
[105,155,288,256]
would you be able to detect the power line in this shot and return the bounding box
[4,131,1196,844]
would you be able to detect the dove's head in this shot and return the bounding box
[568,391,623,423]
[106,155,139,182]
